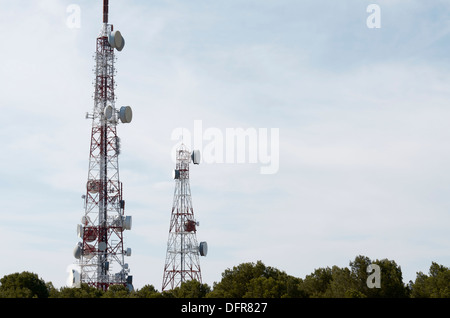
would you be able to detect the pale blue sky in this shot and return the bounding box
[1,0,450,290]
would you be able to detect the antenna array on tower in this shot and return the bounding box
[70,1,208,291]
[162,144,208,291]
[72,0,134,292]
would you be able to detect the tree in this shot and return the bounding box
[301,264,367,298]
[324,266,364,298]
[102,284,131,298]
[46,282,59,298]
[349,255,408,297]
[410,262,450,298]
[55,283,104,298]
[4,256,446,298]
[349,255,372,296]
[170,280,211,298]
[134,284,163,298]
[0,272,49,298]
[299,255,408,298]
[372,258,409,298]
[244,276,286,298]
[207,261,268,298]
[302,267,333,297]
[207,261,305,298]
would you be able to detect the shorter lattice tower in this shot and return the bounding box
[162,144,208,291]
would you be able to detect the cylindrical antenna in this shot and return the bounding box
[103,0,109,24]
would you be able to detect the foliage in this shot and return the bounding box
[1,256,449,298]
[207,260,306,298]
[301,255,409,298]
[133,284,163,298]
[409,262,450,298]
[102,284,131,298]
[0,271,49,298]
[169,280,211,298]
[370,258,409,297]
[55,283,104,298]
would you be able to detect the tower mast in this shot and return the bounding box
[162,145,208,291]
[73,0,133,291]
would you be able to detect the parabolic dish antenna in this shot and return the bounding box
[77,224,83,238]
[108,30,125,51]
[104,105,113,120]
[199,241,208,256]
[73,242,82,259]
[119,106,132,123]
[191,150,201,165]
[172,169,180,179]
[124,216,132,230]
[66,265,81,288]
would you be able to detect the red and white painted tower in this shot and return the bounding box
[72,0,133,291]
[162,144,208,291]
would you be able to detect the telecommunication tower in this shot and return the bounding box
[162,144,208,291]
[72,0,134,291]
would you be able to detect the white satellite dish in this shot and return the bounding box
[118,37,125,51]
[172,169,180,179]
[119,106,132,123]
[108,30,125,51]
[124,215,132,230]
[73,242,82,259]
[77,224,83,238]
[104,105,113,120]
[199,241,208,257]
[66,265,81,288]
[191,150,201,165]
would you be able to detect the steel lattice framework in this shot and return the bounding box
[73,0,133,292]
[162,144,207,291]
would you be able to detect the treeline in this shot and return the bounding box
[1,255,449,298]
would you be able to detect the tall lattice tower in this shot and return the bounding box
[162,144,208,291]
[72,0,133,291]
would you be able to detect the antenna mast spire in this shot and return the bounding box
[103,0,109,24]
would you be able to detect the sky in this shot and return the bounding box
[1,0,450,291]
